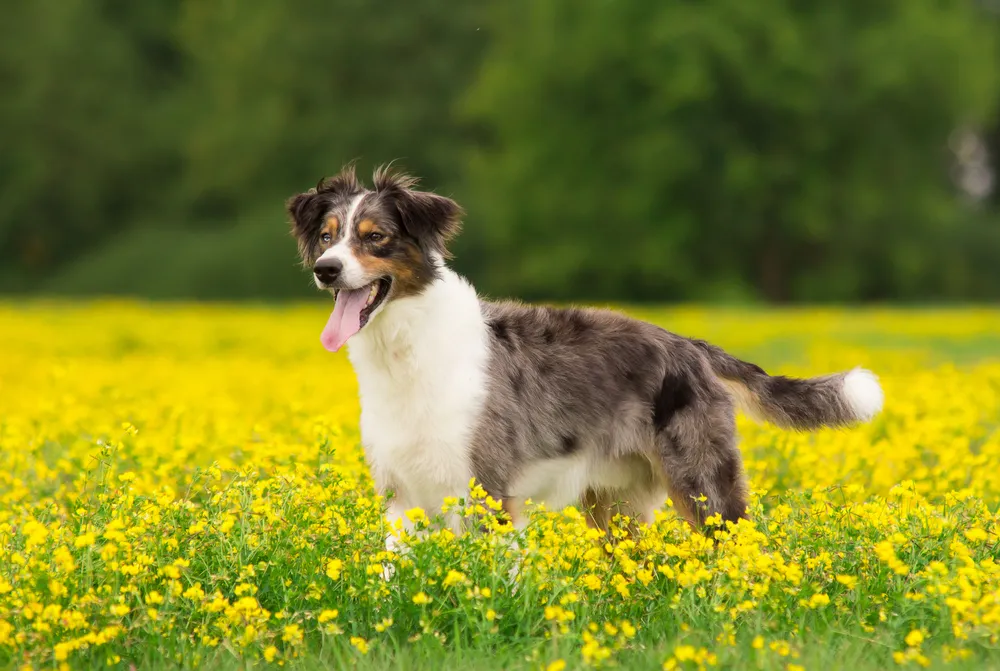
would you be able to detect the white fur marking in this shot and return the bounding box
[344,192,367,229]
[316,194,368,287]
[508,451,654,517]
[347,268,489,540]
[842,368,884,421]
[509,454,591,511]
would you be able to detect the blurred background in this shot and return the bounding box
[2,0,999,304]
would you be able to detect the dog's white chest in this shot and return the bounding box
[355,360,482,491]
[346,271,490,510]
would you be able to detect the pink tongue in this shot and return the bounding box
[320,286,371,352]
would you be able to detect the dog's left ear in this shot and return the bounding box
[373,165,463,256]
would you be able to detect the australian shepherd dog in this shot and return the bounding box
[286,164,883,549]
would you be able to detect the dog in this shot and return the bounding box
[286,164,884,546]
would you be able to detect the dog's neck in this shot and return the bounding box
[346,266,488,377]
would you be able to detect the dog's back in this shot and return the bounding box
[469,298,882,529]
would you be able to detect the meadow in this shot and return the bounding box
[1,302,999,671]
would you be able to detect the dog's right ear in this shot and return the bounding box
[286,188,328,264]
[285,188,323,239]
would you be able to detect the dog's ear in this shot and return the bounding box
[373,165,463,256]
[285,187,327,264]
[286,187,323,238]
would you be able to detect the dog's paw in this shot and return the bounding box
[380,562,396,581]
[506,561,520,581]
[504,544,524,588]
[503,560,523,595]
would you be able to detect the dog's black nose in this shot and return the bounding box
[313,258,343,285]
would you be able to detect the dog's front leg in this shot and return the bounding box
[377,497,411,581]
[374,471,413,580]
[383,497,409,554]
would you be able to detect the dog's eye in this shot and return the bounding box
[320,232,332,244]
[367,232,385,243]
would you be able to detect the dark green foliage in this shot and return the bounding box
[0,0,184,277]
[0,0,998,301]
[460,0,1000,302]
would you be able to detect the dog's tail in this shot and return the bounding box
[692,339,884,430]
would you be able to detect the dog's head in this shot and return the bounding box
[286,164,463,351]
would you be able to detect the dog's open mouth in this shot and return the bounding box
[320,278,392,352]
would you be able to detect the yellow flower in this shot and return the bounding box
[807,593,830,609]
[443,570,467,587]
[282,624,303,644]
[674,645,697,662]
[405,507,427,524]
[546,661,566,671]
[54,642,72,661]
[325,559,344,580]
[964,528,988,542]
[350,636,370,654]
[74,532,96,548]
[182,584,205,601]
[263,645,278,662]
[412,592,432,605]
[905,629,925,647]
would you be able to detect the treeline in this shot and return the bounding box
[1,1,998,302]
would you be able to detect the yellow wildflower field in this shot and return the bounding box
[1,302,998,670]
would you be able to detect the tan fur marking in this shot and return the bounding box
[581,489,650,541]
[357,218,378,237]
[582,488,611,531]
[324,216,339,238]
[355,246,430,298]
[719,379,765,422]
[661,475,702,529]
[501,498,521,527]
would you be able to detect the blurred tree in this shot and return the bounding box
[0,0,183,285]
[1,0,998,301]
[460,0,1000,302]
[174,0,489,221]
[0,0,489,296]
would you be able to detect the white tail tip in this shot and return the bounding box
[842,368,884,421]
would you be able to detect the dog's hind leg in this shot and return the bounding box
[581,488,613,531]
[653,413,749,531]
[581,484,666,539]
